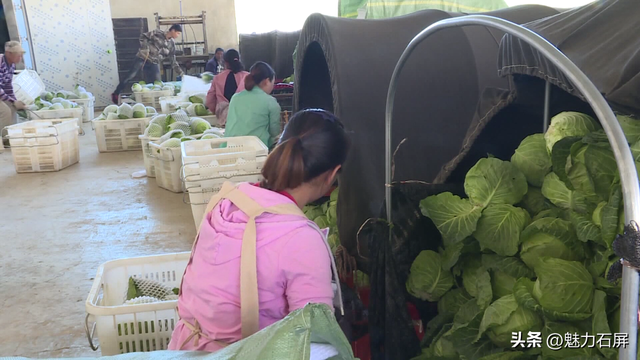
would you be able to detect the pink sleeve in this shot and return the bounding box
[236,72,248,92]
[280,228,334,312]
[206,80,217,111]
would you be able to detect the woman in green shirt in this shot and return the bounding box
[225,62,282,149]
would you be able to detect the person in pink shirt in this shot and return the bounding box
[168,109,350,352]
[205,49,249,126]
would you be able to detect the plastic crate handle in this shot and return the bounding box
[2,123,62,147]
[84,313,99,351]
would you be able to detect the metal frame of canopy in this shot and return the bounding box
[384,15,640,359]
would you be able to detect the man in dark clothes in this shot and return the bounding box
[111,24,185,104]
[205,48,225,75]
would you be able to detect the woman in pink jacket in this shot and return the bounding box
[168,109,350,352]
[205,49,249,126]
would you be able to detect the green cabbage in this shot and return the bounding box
[544,111,600,152]
[145,123,164,137]
[520,218,585,269]
[160,138,181,148]
[464,158,528,207]
[189,94,206,104]
[168,121,192,136]
[103,104,118,115]
[202,72,214,83]
[190,118,211,134]
[511,134,552,187]
[477,295,542,348]
[406,250,454,302]
[117,103,133,119]
[132,103,147,118]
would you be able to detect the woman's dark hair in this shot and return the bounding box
[169,24,182,32]
[261,109,349,192]
[223,49,244,74]
[245,61,275,91]
[223,73,238,102]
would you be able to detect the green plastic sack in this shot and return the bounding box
[207,303,357,360]
[26,304,357,360]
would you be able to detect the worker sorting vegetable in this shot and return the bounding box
[168,109,350,352]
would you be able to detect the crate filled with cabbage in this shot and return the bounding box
[159,93,217,125]
[92,103,157,152]
[21,91,84,131]
[131,80,176,108]
[408,112,640,360]
[33,86,95,123]
[144,110,223,191]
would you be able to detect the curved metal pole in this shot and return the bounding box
[385,15,640,359]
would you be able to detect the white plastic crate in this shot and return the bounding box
[139,135,159,178]
[149,134,210,192]
[133,90,173,109]
[149,141,185,193]
[139,135,162,178]
[185,174,264,229]
[159,96,183,114]
[181,136,268,229]
[4,119,79,173]
[12,70,45,105]
[28,108,84,134]
[181,136,267,176]
[74,97,96,123]
[85,252,190,356]
[93,118,151,153]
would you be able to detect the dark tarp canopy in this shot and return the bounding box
[498,0,640,117]
[294,5,559,267]
[238,30,300,79]
[439,0,640,186]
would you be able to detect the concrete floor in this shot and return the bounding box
[0,123,196,358]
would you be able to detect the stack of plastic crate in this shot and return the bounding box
[181,136,268,229]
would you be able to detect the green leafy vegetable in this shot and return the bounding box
[406,250,454,301]
[601,186,622,247]
[464,158,528,207]
[520,218,585,269]
[617,114,640,143]
[420,192,483,245]
[541,172,590,213]
[511,134,552,187]
[473,204,529,256]
[544,111,600,152]
[532,257,594,315]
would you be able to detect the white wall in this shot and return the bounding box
[25,0,120,107]
[109,0,239,52]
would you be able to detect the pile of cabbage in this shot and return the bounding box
[28,86,94,111]
[176,94,212,117]
[304,188,340,254]
[145,110,223,149]
[95,103,157,120]
[161,93,212,117]
[410,112,640,359]
[131,80,176,94]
